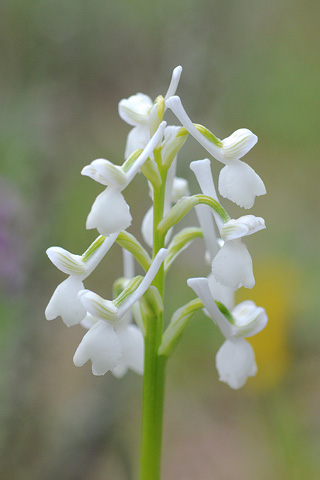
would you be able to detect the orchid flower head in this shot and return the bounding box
[188,276,267,389]
[187,277,267,340]
[83,122,166,235]
[166,96,266,208]
[119,67,182,157]
[73,249,167,376]
[45,235,118,326]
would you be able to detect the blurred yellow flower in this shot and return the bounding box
[237,259,299,392]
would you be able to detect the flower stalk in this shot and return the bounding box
[140,154,167,480]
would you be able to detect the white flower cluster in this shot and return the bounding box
[45,66,267,389]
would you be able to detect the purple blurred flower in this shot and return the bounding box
[0,178,28,294]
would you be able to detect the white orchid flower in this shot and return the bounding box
[77,249,144,377]
[45,234,118,327]
[119,67,183,158]
[74,319,145,377]
[73,248,167,375]
[187,277,267,389]
[190,158,265,290]
[166,96,266,208]
[82,121,166,236]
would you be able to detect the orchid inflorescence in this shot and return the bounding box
[46,66,267,390]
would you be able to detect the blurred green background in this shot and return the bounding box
[1,0,319,479]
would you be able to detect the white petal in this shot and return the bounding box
[141,206,153,248]
[211,239,255,290]
[86,188,132,235]
[207,273,234,310]
[45,276,86,327]
[112,324,144,378]
[46,247,86,276]
[231,300,268,337]
[73,320,121,375]
[215,338,257,389]
[221,129,257,161]
[125,125,150,159]
[78,289,118,323]
[118,93,153,126]
[221,215,266,241]
[218,160,266,209]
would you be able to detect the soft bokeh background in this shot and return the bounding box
[1,1,319,479]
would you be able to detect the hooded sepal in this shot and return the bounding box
[221,215,266,241]
[46,247,86,277]
[81,159,127,187]
[231,300,268,338]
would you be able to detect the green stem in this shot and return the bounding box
[139,163,167,480]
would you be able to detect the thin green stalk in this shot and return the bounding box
[139,162,167,480]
